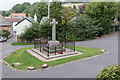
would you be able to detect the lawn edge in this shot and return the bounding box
[11,42,34,46]
[2,51,108,72]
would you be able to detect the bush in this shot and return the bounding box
[0,30,10,38]
[40,21,52,38]
[70,16,102,41]
[97,64,120,80]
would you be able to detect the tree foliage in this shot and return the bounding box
[1,11,10,16]
[61,7,77,24]
[73,5,77,10]
[78,3,88,15]
[10,2,31,13]
[59,7,78,41]
[28,2,48,23]
[84,2,118,34]
[117,2,120,21]
[40,21,52,38]
[70,16,102,41]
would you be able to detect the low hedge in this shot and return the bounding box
[97,64,120,80]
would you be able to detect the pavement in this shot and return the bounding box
[1,32,119,78]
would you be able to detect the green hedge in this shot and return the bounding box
[97,64,120,80]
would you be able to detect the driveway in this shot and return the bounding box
[1,32,118,78]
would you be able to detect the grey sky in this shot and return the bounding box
[0,0,42,10]
[0,0,119,10]
[0,0,63,10]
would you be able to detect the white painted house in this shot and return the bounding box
[15,16,35,35]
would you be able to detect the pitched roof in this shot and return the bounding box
[40,17,48,24]
[4,18,21,22]
[71,17,78,22]
[8,13,29,17]
[15,17,34,26]
[26,17,34,22]
[41,17,48,22]
[0,18,13,26]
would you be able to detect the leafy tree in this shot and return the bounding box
[78,3,88,15]
[19,22,41,43]
[60,7,77,40]
[28,2,48,22]
[73,5,77,10]
[70,16,102,41]
[1,11,10,17]
[40,21,52,38]
[84,2,118,34]
[10,2,31,13]
[20,2,31,13]
[10,4,21,13]
[61,7,77,24]
[117,2,120,21]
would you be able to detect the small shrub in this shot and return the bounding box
[0,30,10,38]
[97,64,120,80]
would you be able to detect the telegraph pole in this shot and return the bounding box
[48,0,50,19]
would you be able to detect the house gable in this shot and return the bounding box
[16,19,32,35]
[15,18,32,26]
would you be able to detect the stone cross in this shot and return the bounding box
[50,19,58,41]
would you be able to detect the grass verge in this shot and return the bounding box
[11,42,34,45]
[4,47,104,70]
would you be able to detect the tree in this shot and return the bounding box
[70,16,102,41]
[61,7,77,24]
[28,2,48,22]
[78,3,88,15]
[73,5,77,10]
[10,2,31,13]
[40,21,52,38]
[2,11,10,17]
[60,7,77,40]
[84,2,118,34]
[117,2,120,21]
[20,2,31,13]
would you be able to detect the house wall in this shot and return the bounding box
[13,22,18,35]
[16,19,32,35]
